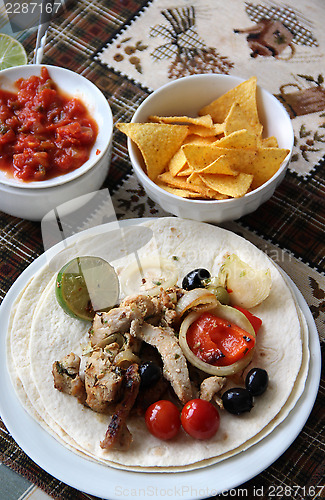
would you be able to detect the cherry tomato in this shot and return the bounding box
[181,399,220,440]
[145,400,181,440]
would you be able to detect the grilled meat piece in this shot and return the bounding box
[90,290,178,348]
[52,352,86,404]
[200,376,227,409]
[200,376,226,400]
[120,293,163,320]
[84,349,123,413]
[90,308,141,348]
[100,363,141,450]
[136,323,193,404]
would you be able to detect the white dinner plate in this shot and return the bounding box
[0,219,321,499]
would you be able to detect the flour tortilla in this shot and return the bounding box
[7,218,307,471]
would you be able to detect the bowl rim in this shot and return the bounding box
[0,64,113,190]
[128,73,294,206]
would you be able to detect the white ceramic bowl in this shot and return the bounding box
[128,74,294,223]
[0,64,113,221]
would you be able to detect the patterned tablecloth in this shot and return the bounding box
[0,0,324,499]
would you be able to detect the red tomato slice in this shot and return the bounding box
[145,400,181,440]
[233,306,262,334]
[181,399,220,440]
[186,312,255,366]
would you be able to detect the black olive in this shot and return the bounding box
[222,387,253,415]
[139,361,161,389]
[245,368,268,396]
[182,268,211,291]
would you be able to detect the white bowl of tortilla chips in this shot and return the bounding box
[118,75,294,222]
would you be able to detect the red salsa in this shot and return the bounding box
[0,67,98,181]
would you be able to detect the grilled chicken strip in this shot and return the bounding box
[84,349,124,413]
[137,323,193,404]
[200,376,226,400]
[100,363,141,450]
[90,291,178,348]
[200,376,227,409]
[90,309,140,348]
[52,352,86,404]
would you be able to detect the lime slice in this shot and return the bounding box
[55,256,120,321]
[0,34,28,71]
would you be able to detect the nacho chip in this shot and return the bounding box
[182,144,223,170]
[156,183,205,198]
[186,172,229,199]
[198,76,259,125]
[198,156,239,176]
[158,171,217,198]
[176,166,193,176]
[184,135,218,145]
[200,172,253,197]
[215,129,258,149]
[239,147,289,190]
[224,102,263,137]
[198,149,256,175]
[260,136,279,148]
[116,122,188,180]
[149,114,213,128]
[188,123,223,140]
[168,148,187,176]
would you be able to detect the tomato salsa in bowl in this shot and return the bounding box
[0,65,112,190]
[0,67,98,182]
[0,65,113,220]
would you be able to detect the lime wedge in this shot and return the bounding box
[0,34,28,71]
[55,256,120,321]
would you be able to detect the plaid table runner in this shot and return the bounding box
[0,0,324,499]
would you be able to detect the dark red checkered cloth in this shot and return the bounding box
[0,1,324,499]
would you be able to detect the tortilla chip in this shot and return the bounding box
[186,172,229,199]
[199,149,256,175]
[186,124,222,137]
[200,172,253,197]
[198,76,259,125]
[156,182,205,198]
[224,102,263,137]
[184,135,218,145]
[158,171,217,198]
[197,156,239,176]
[182,144,223,170]
[176,167,193,176]
[239,148,289,190]
[260,136,279,148]
[116,122,188,180]
[215,129,258,149]
[149,114,213,128]
[168,148,187,176]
